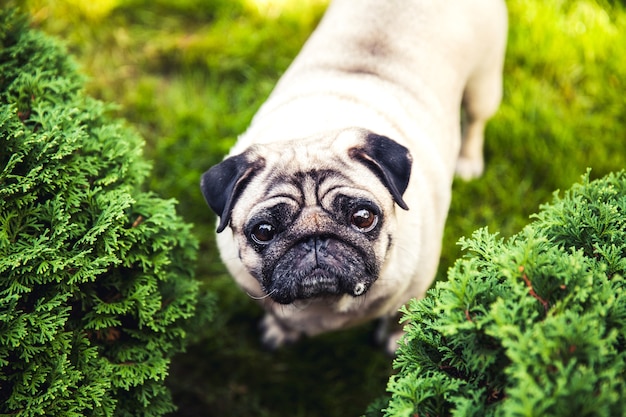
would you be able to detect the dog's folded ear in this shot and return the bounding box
[350,133,412,210]
[200,152,264,232]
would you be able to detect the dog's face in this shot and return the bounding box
[201,128,412,304]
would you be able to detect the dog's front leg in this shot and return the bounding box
[260,313,302,350]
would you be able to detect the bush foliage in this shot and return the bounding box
[385,171,626,416]
[0,10,207,416]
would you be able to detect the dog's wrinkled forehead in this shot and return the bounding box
[256,168,371,214]
[240,130,383,208]
[200,127,411,233]
[246,128,370,173]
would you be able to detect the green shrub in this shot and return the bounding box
[384,170,626,417]
[0,9,208,416]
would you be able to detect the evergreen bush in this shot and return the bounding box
[0,9,208,416]
[383,170,626,417]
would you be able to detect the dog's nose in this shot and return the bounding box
[314,236,329,253]
[301,235,329,250]
[300,236,331,265]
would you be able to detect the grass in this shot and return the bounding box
[12,0,626,415]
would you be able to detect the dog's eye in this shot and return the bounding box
[350,208,378,232]
[251,222,276,244]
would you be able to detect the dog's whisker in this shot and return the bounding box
[246,289,276,300]
[292,299,313,310]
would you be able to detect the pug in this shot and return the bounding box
[200,0,507,353]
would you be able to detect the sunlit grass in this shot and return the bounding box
[243,0,328,19]
[440,0,626,279]
[63,0,120,20]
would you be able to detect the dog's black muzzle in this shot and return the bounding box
[264,235,376,304]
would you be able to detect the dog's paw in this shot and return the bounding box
[384,330,405,356]
[455,155,484,181]
[374,316,406,356]
[260,314,301,350]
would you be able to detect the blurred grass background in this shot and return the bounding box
[8,0,626,415]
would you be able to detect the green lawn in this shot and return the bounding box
[16,0,626,415]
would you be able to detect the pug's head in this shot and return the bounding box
[200,128,412,304]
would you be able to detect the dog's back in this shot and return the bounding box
[235,0,507,178]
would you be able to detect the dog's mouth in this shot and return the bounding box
[268,266,371,304]
[298,267,342,298]
[262,236,376,304]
